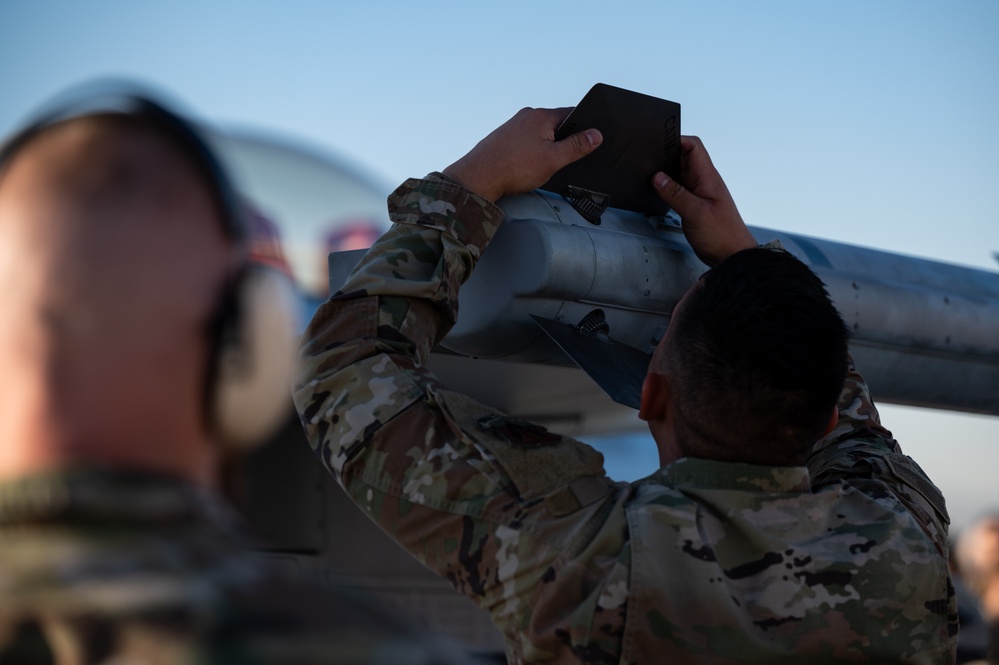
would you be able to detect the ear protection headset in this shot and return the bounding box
[0,83,298,450]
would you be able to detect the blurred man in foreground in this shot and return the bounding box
[295,106,957,663]
[0,87,468,664]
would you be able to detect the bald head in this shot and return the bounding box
[0,114,235,482]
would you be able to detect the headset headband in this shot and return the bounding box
[0,82,246,243]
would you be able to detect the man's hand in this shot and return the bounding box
[652,135,757,267]
[442,107,602,203]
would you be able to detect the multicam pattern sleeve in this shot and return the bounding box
[294,175,628,663]
[811,353,895,454]
[808,355,955,617]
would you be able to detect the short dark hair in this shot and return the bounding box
[657,247,849,465]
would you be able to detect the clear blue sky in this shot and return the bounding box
[2,0,997,531]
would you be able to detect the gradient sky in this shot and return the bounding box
[1,0,997,531]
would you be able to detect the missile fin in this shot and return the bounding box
[531,314,650,410]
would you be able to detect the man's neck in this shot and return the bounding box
[0,400,220,488]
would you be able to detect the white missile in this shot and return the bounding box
[332,190,999,417]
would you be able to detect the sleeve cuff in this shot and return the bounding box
[758,239,788,253]
[386,174,505,259]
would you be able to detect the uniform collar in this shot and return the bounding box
[0,466,241,532]
[659,457,812,493]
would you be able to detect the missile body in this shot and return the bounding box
[438,191,999,416]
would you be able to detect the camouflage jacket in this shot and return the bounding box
[0,466,472,664]
[295,175,958,664]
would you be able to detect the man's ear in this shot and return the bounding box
[639,372,671,422]
[822,405,840,438]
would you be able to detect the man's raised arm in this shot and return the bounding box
[294,106,601,479]
[293,110,625,660]
[651,136,897,456]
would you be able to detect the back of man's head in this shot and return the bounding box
[0,110,234,481]
[654,247,849,466]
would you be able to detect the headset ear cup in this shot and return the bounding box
[213,265,298,450]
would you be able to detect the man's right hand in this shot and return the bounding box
[442,107,602,203]
[652,136,757,267]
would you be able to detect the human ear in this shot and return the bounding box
[821,405,839,438]
[639,372,670,422]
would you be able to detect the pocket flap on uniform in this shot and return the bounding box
[431,387,608,504]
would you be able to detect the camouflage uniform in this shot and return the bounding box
[295,175,958,664]
[0,466,472,664]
